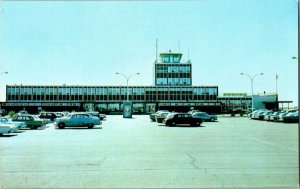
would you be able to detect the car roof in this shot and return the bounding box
[69,112,90,115]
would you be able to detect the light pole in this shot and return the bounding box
[116,72,140,101]
[240,72,263,111]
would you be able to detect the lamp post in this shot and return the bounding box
[240,72,263,111]
[116,72,140,101]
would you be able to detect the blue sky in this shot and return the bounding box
[0,0,298,106]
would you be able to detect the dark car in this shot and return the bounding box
[163,113,202,126]
[281,112,298,123]
[39,112,57,122]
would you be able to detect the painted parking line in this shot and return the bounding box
[224,172,297,174]
[242,135,297,152]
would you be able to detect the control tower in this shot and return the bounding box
[153,50,192,86]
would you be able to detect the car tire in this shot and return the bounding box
[210,117,215,122]
[88,123,94,129]
[58,123,65,129]
[32,126,38,129]
[171,122,176,126]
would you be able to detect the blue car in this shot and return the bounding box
[191,112,218,122]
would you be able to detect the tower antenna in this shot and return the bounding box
[188,47,190,61]
[178,41,181,52]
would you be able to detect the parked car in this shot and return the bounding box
[258,110,273,120]
[0,117,27,130]
[252,110,267,120]
[11,114,46,129]
[187,110,200,114]
[230,108,247,116]
[39,112,57,122]
[100,114,106,120]
[54,113,101,129]
[150,110,169,121]
[155,112,170,123]
[54,112,64,118]
[269,111,281,122]
[281,111,299,123]
[249,109,267,119]
[163,113,202,126]
[263,111,275,121]
[278,110,298,122]
[86,112,106,120]
[0,123,17,135]
[16,110,28,115]
[192,112,217,122]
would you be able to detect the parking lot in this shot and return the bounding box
[0,115,298,188]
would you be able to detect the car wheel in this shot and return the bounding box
[58,123,65,129]
[32,126,38,129]
[171,122,176,126]
[210,117,215,122]
[88,123,94,129]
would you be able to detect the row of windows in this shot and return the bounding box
[7,86,217,95]
[219,99,252,106]
[159,54,181,63]
[155,73,191,78]
[156,78,191,85]
[7,94,218,101]
[156,65,191,73]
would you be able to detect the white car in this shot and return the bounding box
[0,117,27,130]
[0,123,18,135]
[54,113,101,129]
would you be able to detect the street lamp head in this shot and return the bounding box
[260,73,264,75]
[136,73,140,75]
[4,72,8,74]
[240,73,244,75]
[115,72,119,74]
[292,57,298,59]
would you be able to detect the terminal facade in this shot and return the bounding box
[1,51,279,114]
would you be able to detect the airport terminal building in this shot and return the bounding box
[0,52,280,114]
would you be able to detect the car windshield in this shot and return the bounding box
[286,112,296,116]
[166,113,174,118]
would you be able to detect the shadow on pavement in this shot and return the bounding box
[14,130,26,133]
[0,133,18,137]
[161,124,205,128]
[55,126,103,130]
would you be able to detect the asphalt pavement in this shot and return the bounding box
[0,115,298,188]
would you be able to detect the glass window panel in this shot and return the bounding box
[20,88,25,94]
[79,88,83,95]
